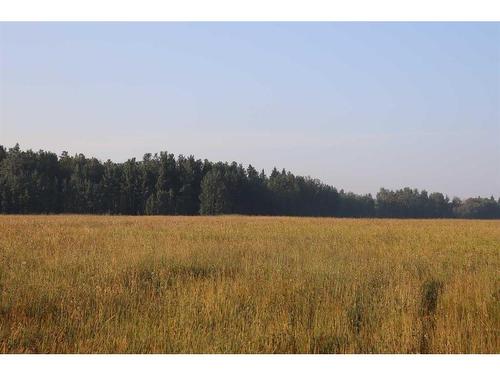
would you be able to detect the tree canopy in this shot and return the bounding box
[1,144,499,219]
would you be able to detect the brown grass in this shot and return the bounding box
[0,215,498,353]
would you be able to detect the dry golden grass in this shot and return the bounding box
[0,215,498,353]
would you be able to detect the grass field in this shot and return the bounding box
[0,216,498,353]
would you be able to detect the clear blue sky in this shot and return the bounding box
[1,22,499,198]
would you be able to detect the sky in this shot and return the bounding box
[0,22,499,198]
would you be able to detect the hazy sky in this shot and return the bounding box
[0,22,499,197]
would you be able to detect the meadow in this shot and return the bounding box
[0,215,498,353]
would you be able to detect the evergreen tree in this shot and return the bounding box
[199,169,230,215]
[1,144,499,219]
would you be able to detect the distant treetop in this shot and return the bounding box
[0,144,498,219]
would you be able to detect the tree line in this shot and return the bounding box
[1,144,499,219]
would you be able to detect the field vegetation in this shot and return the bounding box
[0,216,498,353]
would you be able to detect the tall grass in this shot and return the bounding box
[0,216,498,353]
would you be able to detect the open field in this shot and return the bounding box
[0,216,498,353]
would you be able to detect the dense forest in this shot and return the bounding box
[0,144,499,219]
